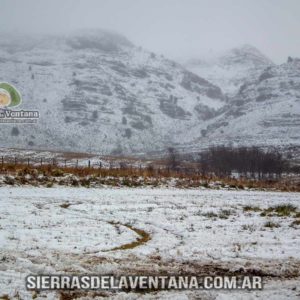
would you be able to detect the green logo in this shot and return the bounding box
[0,82,22,108]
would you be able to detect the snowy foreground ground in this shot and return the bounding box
[0,187,299,299]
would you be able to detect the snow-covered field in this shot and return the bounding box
[0,187,300,299]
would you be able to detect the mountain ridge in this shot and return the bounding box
[0,30,225,155]
[184,44,274,96]
[0,31,299,157]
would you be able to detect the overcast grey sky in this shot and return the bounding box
[0,0,299,63]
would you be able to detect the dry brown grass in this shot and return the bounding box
[0,162,188,179]
[219,177,300,192]
[0,162,299,191]
[105,222,151,251]
[60,203,71,209]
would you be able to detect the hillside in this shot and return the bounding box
[0,31,299,157]
[0,30,225,155]
[186,57,300,158]
[184,45,274,96]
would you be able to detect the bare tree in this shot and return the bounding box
[197,146,288,179]
[166,147,180,171]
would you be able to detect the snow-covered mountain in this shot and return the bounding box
[184,45,274,96]
[0,30,225,155]
[0,31,299,157]
[187,57,300,156]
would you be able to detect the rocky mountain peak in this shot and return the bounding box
[66,29,134,52]
[184,44,274,96]
[287,56,300,65]
[219,44,274,67]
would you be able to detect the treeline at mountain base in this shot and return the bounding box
[167,146,299,179]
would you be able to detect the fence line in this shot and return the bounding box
[0,155,118,169]
[0,155,164,173]
[0,155,191,178]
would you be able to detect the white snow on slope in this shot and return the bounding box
[184,45,274,96]
[0,31,224,155]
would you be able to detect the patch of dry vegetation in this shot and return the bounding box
[264,221,281,228]
[0,162,299,191]
[260,204,298,217]
[105,222,151,251]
